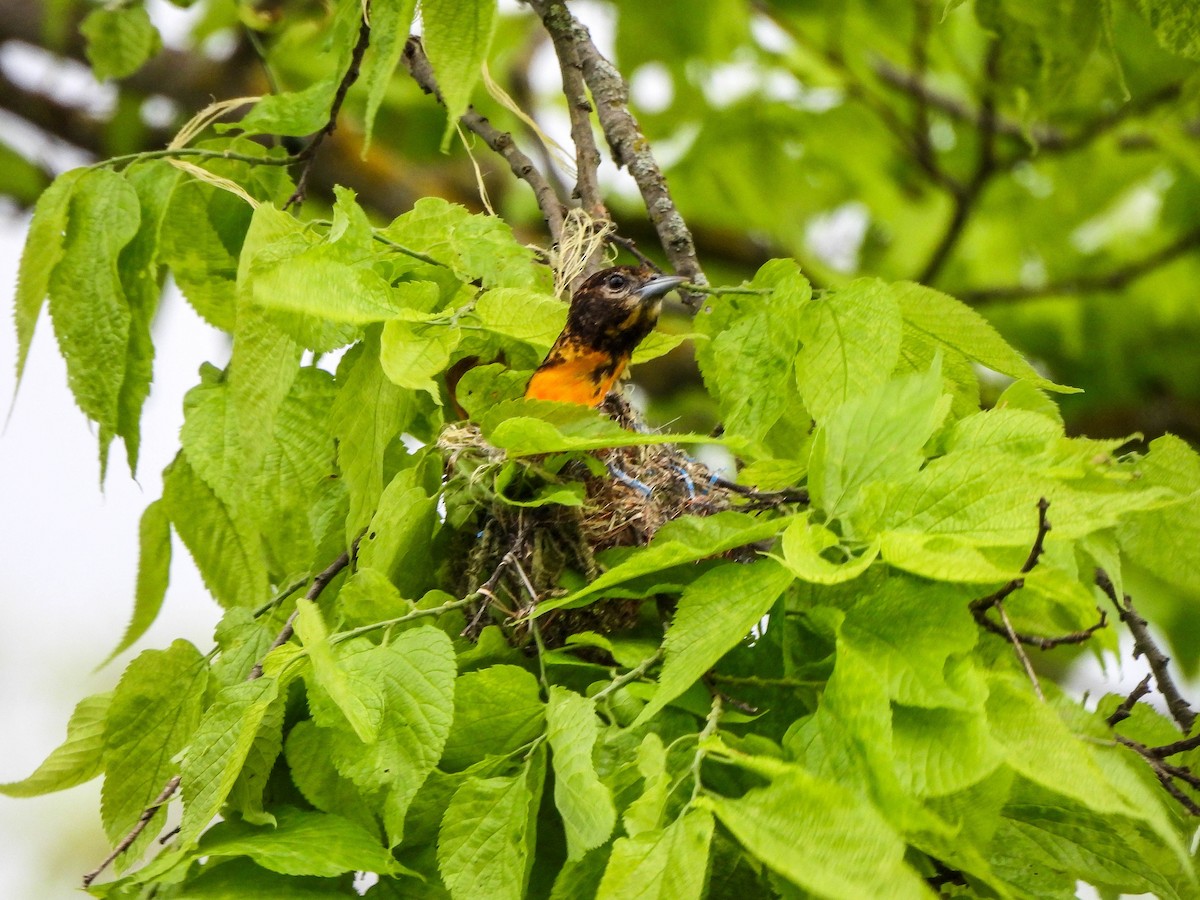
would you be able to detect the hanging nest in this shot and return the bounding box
[436,397,799,649]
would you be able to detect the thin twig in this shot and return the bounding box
[1116,736,1200,816]
[918,40,999,284]
[247,550,351,680]
[996,601,1044,700]
[284,10,373,209]
[592,648,664,702]
[527,0,707,296]
[82,775,182,888]
[402,37,566,245]
[1106,674,1153,727]
[1096,569,1196,733]
[606,233,662,271]
[1150,735,1200,759]
[956,227,1200,304]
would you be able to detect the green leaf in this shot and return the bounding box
[47,168,141,474]
[362,0,420,151]
[198,807,401,877]
[355,476,441,599]
[102,499,172,666]
[547,687,616,860]
[891,705,1004,798]
[331,334,415,540]
[14,169,83,388]
[81,5,161,80]
[635,559,793,725]
[472,288,566,351]
[596,808,714,900]
[180,677,281,846]
[437,752,543,900]
[778,515,880,584]
[162,451,270,609]
[1132,0,1200,59]
[102,641,208,864]
[379,320,461,399]
[113,161,177,475]
[702,764,929,899]
[311,628,456,844]
[284,720,375,835]
[893,282,1073,391]
[382,197,546,289]
[422,0,498,149]
[539,511,792,613]
[441,665,545,771]
[694,260,810,451]
[795,277,902,422]
[297,600,378,743]
[482,399,716,457]
[0,692,111,797]
[808,358,943,517]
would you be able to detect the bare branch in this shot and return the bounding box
[1096,569,1197,733]
[284,11,373,209]
[1107,674,1153,727]
[526,0,707,295]
[247,549,351,680]
[82,775,181,888]
[1117,736,1200,816]
[402,37,566,245]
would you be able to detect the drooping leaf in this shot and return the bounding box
[0,692,112,797]
[547,687,615,860]
[441,665,545,771]
[422,0,499,149]
[81,5,161,80]
[102,498,172,666]
[595,808,713,900]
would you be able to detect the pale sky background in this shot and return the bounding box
[0,2,1168,897]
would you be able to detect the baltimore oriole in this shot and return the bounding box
[525,266,687,406]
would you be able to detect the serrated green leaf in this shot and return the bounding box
[0,692,111,797]
[694,260,810,452]
[441,665,545,771]
[312,628,456,844]
[297,600,378,743]
[634,559,793,725]
[472,288,566,350]
[482,399,716,457]
[437,753,542,900]
[892,705,1004,797]
[779,515,880,584]
[331,334,415,540]
[284,720,375,835]
[102,499,172,666]
[47,168,141,475]
[162,451,270,608]
[894,282,1073,391]
[81,5,161,80]
[809,358,943,517]
[14,169,83,389]
[540,511,792,613]
[596,808,713,900]
[702,765,929,900]
[198,807,401,877]
[547,687,615,860]
[379,319,461,398]
[795,277,902,422]
[356,478,440,598]
[102,640,208,867]
[362,0,420,151]
[422,0,498,150]
[180,677,280,846]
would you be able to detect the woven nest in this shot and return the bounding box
[437,397,757,649]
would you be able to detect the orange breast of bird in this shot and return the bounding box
[525,341,629,406]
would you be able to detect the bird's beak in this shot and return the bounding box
[636,274,688,301]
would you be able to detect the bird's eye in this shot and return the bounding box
[605,273,627,291]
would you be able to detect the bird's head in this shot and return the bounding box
[565,266,688,355]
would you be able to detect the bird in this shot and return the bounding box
[524,266,687,406]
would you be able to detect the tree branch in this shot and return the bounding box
[955,227,1200,304]
[81,775,181,888]
[284,10,372,208]
[1106,674,1153,727]
[402,36,566,245]
[1096,569,1196,733]
[525,0,707,296]
[247,549,351,680]
[918,40,1000,284]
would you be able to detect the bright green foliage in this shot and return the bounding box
[80,5,161,81]
[11,1,1200,898]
